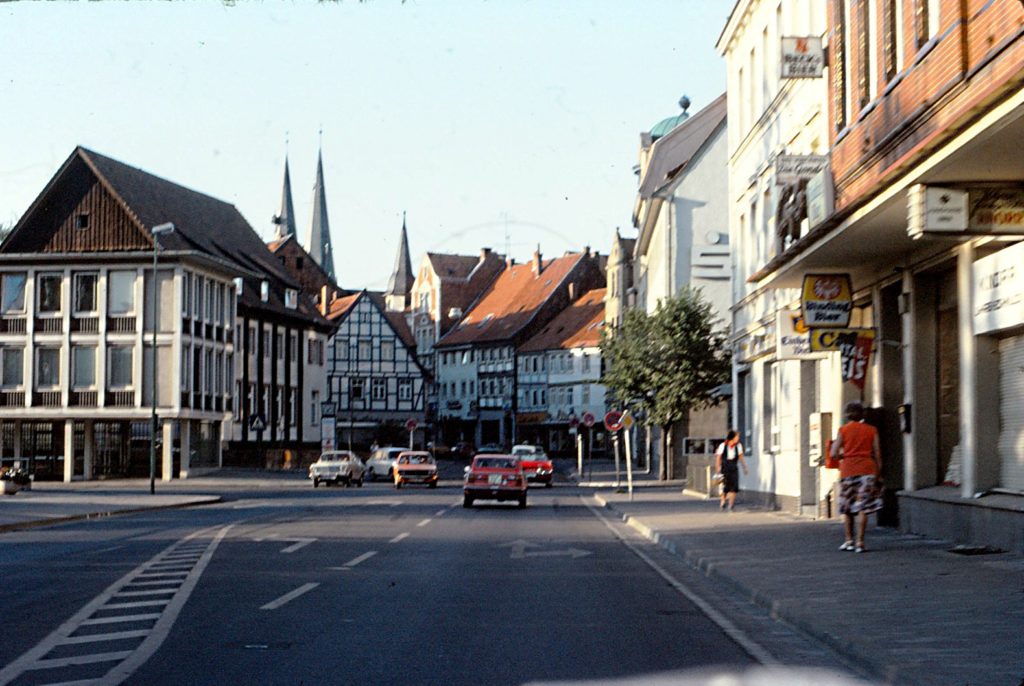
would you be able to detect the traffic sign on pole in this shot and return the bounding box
[604,410,623,432]
[582,411,596,428]
[621,412,635,431]
[405,418,418,432]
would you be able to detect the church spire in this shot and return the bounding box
[272,154,297,240]
[385,211,414,311]
[308,145,336,281]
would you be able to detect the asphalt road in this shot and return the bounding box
[0,476,858,686]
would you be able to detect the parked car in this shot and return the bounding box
[475,443,505,456]
[511,444,554,487]
[452,441,476,458]
[463,454,527,508]
[427,440,451,456]
[309,451,366,488]
[365,446,406,480]
[394,451,439,489]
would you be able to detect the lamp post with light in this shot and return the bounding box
[149,222,175,495]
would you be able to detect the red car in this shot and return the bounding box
[463,454,527,508]
[512,445,554,487]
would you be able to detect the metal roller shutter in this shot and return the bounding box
[998,336,1024,491]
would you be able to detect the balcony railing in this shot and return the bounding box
[34,317,62,334]
[71,316,100,334]
[0,390,25,407]
[107,316,136,334]
[70,390,98,407]
[32,390,61,407]
[107,390,135,407]
[0,317,26,334]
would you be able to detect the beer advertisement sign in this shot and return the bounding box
[801,274,853,327]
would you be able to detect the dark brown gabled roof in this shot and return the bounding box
[435,253,585,347]
[3,147,330,329]
[519,288,605,353]
[427,253,481,279]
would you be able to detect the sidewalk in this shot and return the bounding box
[591,486,1024,686]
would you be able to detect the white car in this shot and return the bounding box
[365,446,406,480]
[309,451,366,488]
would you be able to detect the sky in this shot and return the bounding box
[0,1,729,291]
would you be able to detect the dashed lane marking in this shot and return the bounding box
[389,533,410,544]
[259,583,320,611]
[416,518,432,527]
[329,551,378,571]
[0,524,233,686]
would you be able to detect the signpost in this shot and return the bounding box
[406,418,418,450]
[604,410,624,488]
[250,414,267,466]
[622,411,635,500]
[582,412,595,428]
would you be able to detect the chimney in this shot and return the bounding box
[568,282,577,301]
[584,245,591,258]
[320,285,329,316]
[506,256,515,268]
[479,247,492,262]
[532,244,542,275]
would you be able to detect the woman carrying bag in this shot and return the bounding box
[830,401,883,553]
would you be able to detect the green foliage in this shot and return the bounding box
[600,287,731,427]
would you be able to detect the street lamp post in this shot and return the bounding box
[149,222,175,495]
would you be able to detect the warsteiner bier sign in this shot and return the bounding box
[801,274,853,328]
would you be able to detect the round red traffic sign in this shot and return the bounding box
[581,411,596,428]
[568,414,580,429]
[405,418,418,432]
[604,410,623,432]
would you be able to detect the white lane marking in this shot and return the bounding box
[584,497,778,667]
[341,551,377,568]
[59,630,150,645]
[102,600,171,610]
[123,579,183,587]
[416,518,432,528]
[135,571,188,578]
[389,532,410,544]
[434,509,446,517]
[280,538,315,554]
[114,589,176,598]
[79,614,163,626]
[260,583,320,611]
[34,679,99,686]
[30,651,134,670]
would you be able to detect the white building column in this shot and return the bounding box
[179,419,191,478]
[161,420,173,482]
[83,420,94,481]
[63,420,74,483]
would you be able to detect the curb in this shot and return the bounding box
[592,492,901,686]
[0,496,223,534]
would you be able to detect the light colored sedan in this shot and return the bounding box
[309,451,366,488]
[365,447,406,480]
[393,451,439,489]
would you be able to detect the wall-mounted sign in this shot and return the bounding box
[973,240,1024,335]
[776,310,820,360]
[775,154,829,185]
[780,36,825,78]
[907,184,969,238]
[320,417,336,452]
[808,327,875,352]
[805,164,835,229]
[969,187,1024,233]
[801,274,853,327]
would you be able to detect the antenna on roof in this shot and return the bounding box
[500,211,510,260]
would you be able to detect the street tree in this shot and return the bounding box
[600,287,731,479]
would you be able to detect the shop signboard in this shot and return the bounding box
[776,310,820,360]
[808,327,875,352]
[780,36,824,78]
[775,154,829,186]
[806,164,835,229]
[968,187,1024,233]
[973,240,1024,335]
[806,328,875,391]
[801,274,853,327]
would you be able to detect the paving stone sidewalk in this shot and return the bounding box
[592,488,1024,686]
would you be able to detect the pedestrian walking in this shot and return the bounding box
[830,401,883,553]
[715,430,748,511]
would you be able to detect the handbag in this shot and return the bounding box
[824,438,840,470]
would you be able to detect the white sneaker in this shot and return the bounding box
[839,541,855,551]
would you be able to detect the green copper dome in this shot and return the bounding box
[650,95,691,141]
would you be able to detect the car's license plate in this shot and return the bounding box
[488,474,503,485]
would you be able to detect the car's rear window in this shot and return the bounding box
[475,458,515,469]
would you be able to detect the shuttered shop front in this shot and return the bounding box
[998,336,1024,491]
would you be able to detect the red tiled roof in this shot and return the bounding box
[436,253,584,347]
[519,288,605,352]
[326,292,361,321]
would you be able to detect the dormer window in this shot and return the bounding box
[285,288,298,309]
[74,213,90,230]
[260,281,269,302]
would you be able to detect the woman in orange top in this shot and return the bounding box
[829,401,882,553]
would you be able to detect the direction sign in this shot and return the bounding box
[604,410,623,432]
[249,414,267,432]
[405,418,418,432]
[581,411,596,428]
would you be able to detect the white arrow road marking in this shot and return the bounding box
[0,524,233,686]
[260,583,320,611]
[496,539,591,559]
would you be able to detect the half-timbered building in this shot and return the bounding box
[325,291,427,450]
